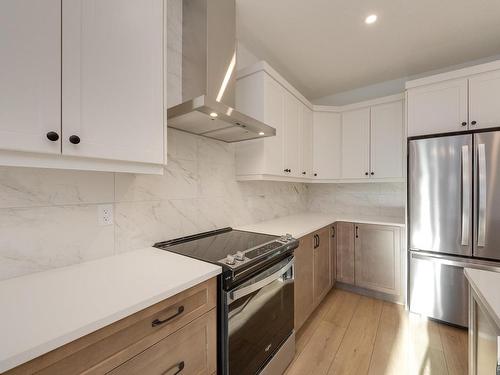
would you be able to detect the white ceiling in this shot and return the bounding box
[236,0,500,100]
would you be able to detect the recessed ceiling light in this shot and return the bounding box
[259,131,265,136]
[365,14,377,24]
[209,112,218,118]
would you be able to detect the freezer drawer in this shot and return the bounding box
[409,251,469,327]
[409,251,500,327]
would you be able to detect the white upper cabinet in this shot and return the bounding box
[370,101,404,179]
[341,108,370,179]
[62,0,164,164]
[469,69,500,130]
[0,0,61,155]
[283,92,301,177]
[235,71,285,176]
[313,112,341,180]
[299,106,313,178]
[407,78,468,137]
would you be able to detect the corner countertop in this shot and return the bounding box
[235,212,405,238]
[0,248,221,373]
[465,268,500,329]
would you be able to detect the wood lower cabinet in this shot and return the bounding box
[330,224,337,289]
[336,222,355,284]
[109,309,216,375]
[354,224,401,295]
[294,233,314,331]
[313,227,331,305]
[6,279,217,375]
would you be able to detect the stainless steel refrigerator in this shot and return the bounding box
[408,130,500,327]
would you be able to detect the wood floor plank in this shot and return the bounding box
[438,323,468,375]
[286,289,468,375]
[286,320,345,375]
[327,296,383,375]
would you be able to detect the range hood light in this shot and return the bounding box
[210,112,218,118]
[259,132,265,136]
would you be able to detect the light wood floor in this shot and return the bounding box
[285,288,468,375]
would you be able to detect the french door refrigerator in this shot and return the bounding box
[408,130,500,327]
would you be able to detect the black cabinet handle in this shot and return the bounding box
[46,131,59,142]
[471,120,477,125]
[355,226,359,238]
[162,361,185,375]
[317,234,320,247]
[69,135,81,144]
[152,305,184,327]
[331,226,335,238]
[461,122,467,126]
[314,234,319,249]
[284,168,291,173]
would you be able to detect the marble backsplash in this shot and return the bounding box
[0,129,308,280]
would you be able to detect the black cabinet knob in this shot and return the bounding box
[69,135,81,144]
[365,172,369,176]
[471,120,477,125]
[314,173,317,177]
[302,171,306,175]
[461,122,467,126]
[371,172,375,175]
[46,131,59,142]
[284,168,291,173]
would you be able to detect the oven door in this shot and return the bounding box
[225,256,294,375]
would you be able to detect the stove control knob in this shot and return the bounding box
[285,233,293,240]
[235,251,245,261]
[226,254,236,265]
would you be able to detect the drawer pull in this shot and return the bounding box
[152,305,185,327]
[162,360,185,375]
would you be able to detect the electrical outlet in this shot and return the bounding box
[98,204,113,226]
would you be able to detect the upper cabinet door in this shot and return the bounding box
[283,92,301,177]
[370,100,404,179]
[263,74,285,175]
[0,0,61,154]
[407,78,468,137]
[469,69,500,130]
[341,108,370,179]
[62,0,164,164]
[299,106,313,178]
[313,112,341,179]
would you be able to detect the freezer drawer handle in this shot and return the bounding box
[461,145,470,246]
[411,252,500,271]
[477,143,487,247]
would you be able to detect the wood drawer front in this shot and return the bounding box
[6,278,216,375]
[109,309,216,375]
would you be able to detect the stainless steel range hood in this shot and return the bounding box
[167,0,275,142]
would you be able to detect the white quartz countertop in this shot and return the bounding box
[235,212,405,238]
[0,248,221,373]
[465,268,500,329]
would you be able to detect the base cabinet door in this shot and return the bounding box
[354,224,400,295]
[336,222,355,284]
[294,234,314,331]
[313,227,331,306]
[330,224,337,288]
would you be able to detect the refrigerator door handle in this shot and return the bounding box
[478,143,487,247]
[461,145,470,246]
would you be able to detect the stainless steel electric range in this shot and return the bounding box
[154,228,299,375]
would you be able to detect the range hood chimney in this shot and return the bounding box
[167,0,276,142]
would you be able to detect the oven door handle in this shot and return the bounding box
[228,259,294,305]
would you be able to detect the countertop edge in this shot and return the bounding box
[0,266,221,373]
[464,268,500,329]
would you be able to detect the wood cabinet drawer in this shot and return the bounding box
[6,278,216,375]
[109,309,216,375]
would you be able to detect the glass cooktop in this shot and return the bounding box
[154,228,279,264]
